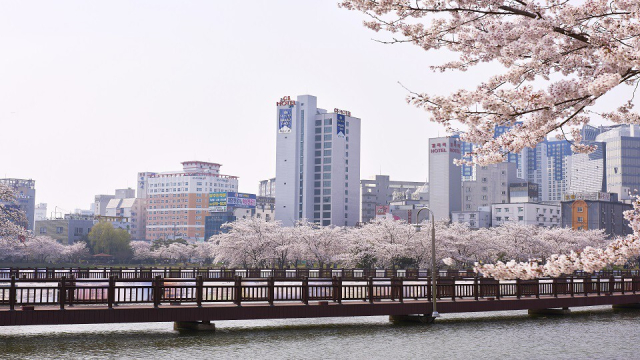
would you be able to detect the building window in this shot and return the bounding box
[56,227,63,234]
[577,217,584,222]
[39,227,46,234]
[577,207,583,212]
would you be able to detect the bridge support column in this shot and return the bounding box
[389,314,436,324]
[612,303,640,310]
[528,307,571,316]
[173,320,216,332]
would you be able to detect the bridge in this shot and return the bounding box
[2,267,640,330]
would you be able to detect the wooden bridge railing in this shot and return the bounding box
[6,267,637,281]
[1,275,639,311]
[0,267,482,281]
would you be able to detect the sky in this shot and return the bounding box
[0,1,629,214]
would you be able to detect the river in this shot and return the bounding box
[1,305,639,359]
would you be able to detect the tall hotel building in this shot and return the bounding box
[428,137,462,220]
[275,95,361,227]
[139,161,239,241]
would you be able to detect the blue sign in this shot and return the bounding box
[279,108,292,133]
[227,192,257,209]
[337,114,345,138]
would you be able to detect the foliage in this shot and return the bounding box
[340,0,640,278]
[88,222,133,260]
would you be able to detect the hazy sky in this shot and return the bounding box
[0,1,627,213]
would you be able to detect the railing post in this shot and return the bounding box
[107,276,115,309]
[331,276,338,303]
[516,278,521,299]
[622,276,626,295]
[426,276,432,301]
[368,276,374,304]
[302,276,309,305]
[398,277,403,303]
[153,275,162,308]
[609,276,615,295]
[68,275,75,306]
[535,278,540,299]
[59,276,66,310]
[9,275,16,311]
[633,276,637,295]
[569,276,574,297]
[474,276,479,301]
[196,275,203,307]
[234,276,242,306]
[451,276,456,302]
[268,277,275,306]
[496,280,501,300]
[552,278,558,298]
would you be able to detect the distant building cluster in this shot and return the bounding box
[6,98,640,245]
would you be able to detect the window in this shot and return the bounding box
[324,134,332,140]
[577,217,584,222]
[324,142,332,149]
[39,227,46,234]
[323,181,331,187]
[324,149,332,156]
[324,118,332,125]
[577,207,583,213]
[56,227,64,234]
[323,165,331,171]
[518,216,523,221]
[496,217,502,221]
[315,120,322,126]
[315,135,322,141]
[324,126,331,133]
[496,208,502,212]
[505,208,509,212]
[315,166,321,172]
[323,173,331,179]
[323,204,331,210]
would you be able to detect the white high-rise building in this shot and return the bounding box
[428,137,462,220]
[275,95,361,227]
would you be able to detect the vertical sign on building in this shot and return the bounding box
[337,114,345,138]
[278,108,292,133]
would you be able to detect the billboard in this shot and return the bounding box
[227,192,257,208]
[337,114,345,138]
[209,192,256,212]
[278,108,292,133]
[209,192,227,212]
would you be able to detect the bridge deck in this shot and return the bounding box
[2,293,640,326]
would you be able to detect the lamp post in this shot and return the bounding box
[415,207,439,318]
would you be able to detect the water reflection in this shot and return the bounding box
[2,306,640,359]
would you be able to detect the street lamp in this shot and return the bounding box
[415,207,440,318]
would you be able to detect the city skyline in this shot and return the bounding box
[0,1,626,213]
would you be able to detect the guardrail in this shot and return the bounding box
[1,275,638,311]
[0,267,482,280]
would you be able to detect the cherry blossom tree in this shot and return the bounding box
[213,217,281,268]
[0,183,28,241]
[132,241,155,262]
[295,220,346,268]
[341,1,640,277]
[23,236,65,263]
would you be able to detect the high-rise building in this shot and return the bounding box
[104,197,146,240]
[35,203,47,221]
[428,137,462,220]
[115,188,135,199]
[0,178,36,230]
[569,141,606,193]
[360,175,427,223]
[274,95,361,227]
[258,178,276,197]
[461,162,518,211]
[143,161,239,241]
[595,124,640,201]
[94,194,115,217]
